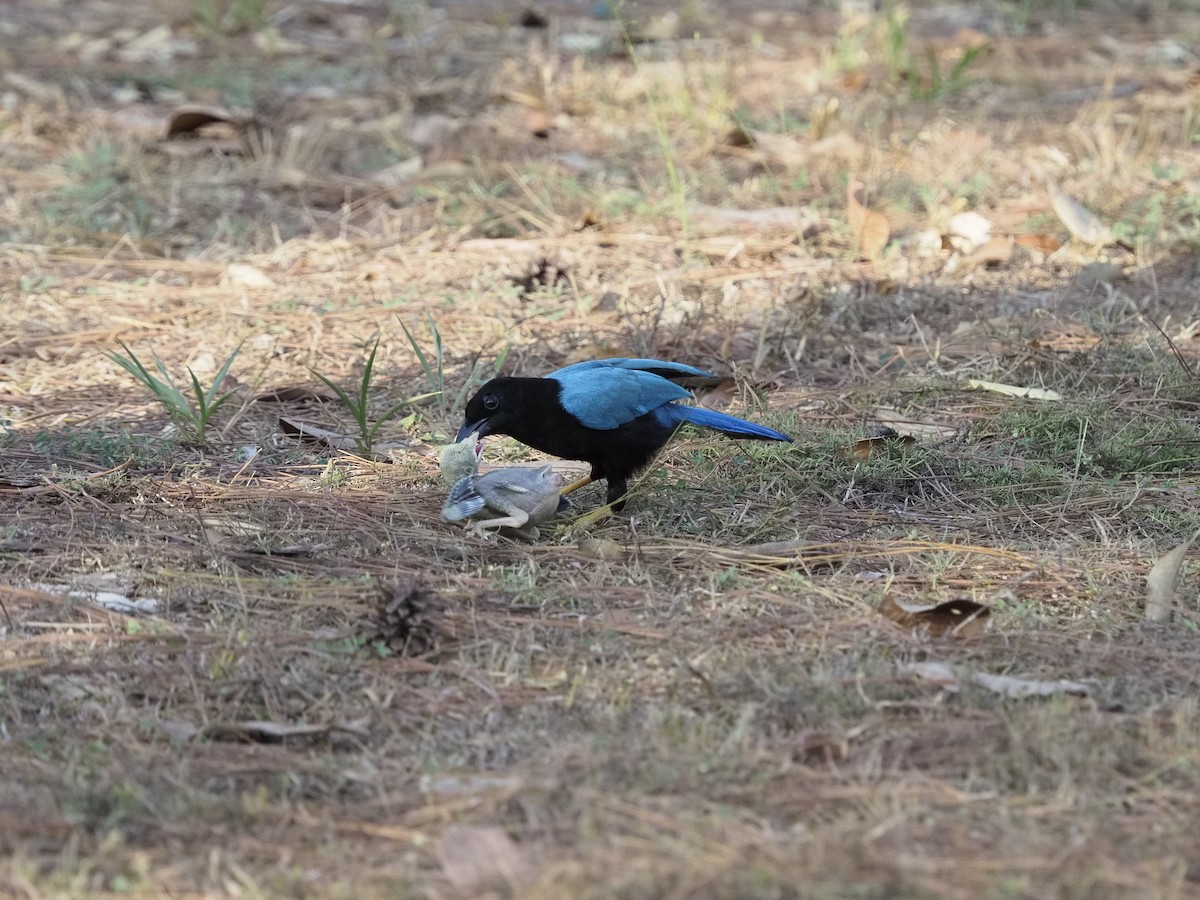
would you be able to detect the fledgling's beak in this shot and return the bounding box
[457,419,490,442]
[456,431,484,463]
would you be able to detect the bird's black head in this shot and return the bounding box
[457,377,521,442]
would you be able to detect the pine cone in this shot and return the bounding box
[367,580,443,656]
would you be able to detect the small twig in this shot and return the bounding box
[1147,316,1196,380]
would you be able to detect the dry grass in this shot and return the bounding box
[3,1,1200,897]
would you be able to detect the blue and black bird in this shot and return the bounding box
[457,358,792,511]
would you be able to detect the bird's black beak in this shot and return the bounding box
[457,418,491,442]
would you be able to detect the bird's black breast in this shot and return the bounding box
[473,377,674,481]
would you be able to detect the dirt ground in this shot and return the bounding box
[3,1,1200,897]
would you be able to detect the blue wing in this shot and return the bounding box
[653,404,793,441]
[549,362,697,430]
[546,358,790,438]
[551,358,715,381]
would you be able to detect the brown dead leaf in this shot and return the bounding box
[438,826,533,894]
[577,537,625,560]
[697,382,738,410]
[723,125,810,168]
[846,180,890,260]
[1014,233,1063,254]
[1046,177,1116,245]
[966,380,1063,402]
[879,594,991,637]
[839,70,870,93]
[846,427,916,461]
[961,236,1013,268]
[721,125,862,169]
[280,417,409,458]
[278,416,358,451]
[165,104,252,139]
[1145,536,1196,624]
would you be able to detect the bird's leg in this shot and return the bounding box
[559,473,595,497]
[466,513,540,541]
[465,520,500,541]
[467,508,531,533]
[605,477,629,512]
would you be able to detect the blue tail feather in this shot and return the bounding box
[656,404,792,441]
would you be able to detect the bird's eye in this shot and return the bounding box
[483,393,500,411]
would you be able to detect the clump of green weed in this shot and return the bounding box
[104,341,243,447]
[830,5,985,103]
[399,313,510,426]
[44,143,154,239]
[191,0,272,38]
[993,403,1200,479]
[32,427,144,468]
[881,5,985,101]
[312,337,435,456]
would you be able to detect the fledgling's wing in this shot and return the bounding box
[476,467,563,522]
[442,475,488,522]
[548,363,696,430]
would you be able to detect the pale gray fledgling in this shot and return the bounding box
[438,434,565,540]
